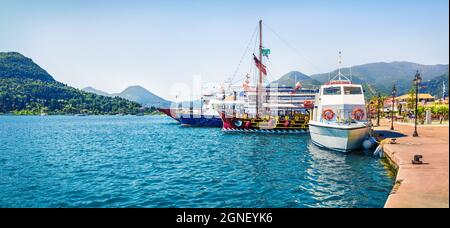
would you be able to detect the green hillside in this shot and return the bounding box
[270,71,321,88]
[0,52,55,82]
[310,62,449,97]
[422,72,449,98]
[0,52,142,115]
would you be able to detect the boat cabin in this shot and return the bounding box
[312,83,367,124]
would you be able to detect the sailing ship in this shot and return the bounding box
[219,20,314,133]
[308,52,370,152]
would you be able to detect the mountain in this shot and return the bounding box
[0,52,55,82]
[82,86,110,97]
[270,71,321,88]
[421,72,449,98]
[113,86,170,108]
[83,85,171,108]
[310,62,449,97]
[0,52,142,114]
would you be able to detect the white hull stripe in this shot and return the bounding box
[222,128,309,134]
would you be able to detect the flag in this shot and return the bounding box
[291,81,302,94]
[295,82,302,90]
[253,54,267,75]
[262,48,271,57]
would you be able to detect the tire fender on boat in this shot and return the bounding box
[234,120,243,127]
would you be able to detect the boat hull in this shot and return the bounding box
[220,112,309,133]
[179,114,223,127]
[309,121,369,152]
[157,108,180,122]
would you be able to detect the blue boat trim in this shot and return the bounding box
[179,114,223,128]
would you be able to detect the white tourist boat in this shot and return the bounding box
[309,52,369,152]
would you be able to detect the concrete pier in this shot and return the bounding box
[373,120,449,208]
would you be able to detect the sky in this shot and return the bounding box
[0,0,448,100]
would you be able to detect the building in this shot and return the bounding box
[382,93,436,114]
[395,93,435,105]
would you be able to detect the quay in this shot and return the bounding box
[373,120,449,208]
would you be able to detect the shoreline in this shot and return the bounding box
[373,120,449,208]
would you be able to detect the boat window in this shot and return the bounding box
[344,87,362,95]
[323,87,341,95]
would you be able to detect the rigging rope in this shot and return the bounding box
[263,22,322,74]
[265,58,276,84]
[229,25,258,84]
[251,27,259,86]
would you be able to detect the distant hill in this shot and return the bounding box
[270,71,321,88]
[421,72,449,98]
[83,85,171,108]
[82,86,111,97]
[0,52,142,114]
[113,86,171,108]
[0,52,55,82]
[310,62,449,97]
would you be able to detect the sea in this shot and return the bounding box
[0,115,394,208]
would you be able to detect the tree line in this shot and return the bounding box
[0,78,158,115]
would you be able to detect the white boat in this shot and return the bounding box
[308,52,369,152]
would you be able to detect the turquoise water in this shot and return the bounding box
[0,115,394,208]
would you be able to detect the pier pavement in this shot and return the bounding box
[373,120,449,208]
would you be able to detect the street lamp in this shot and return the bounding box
[391,84,397,130]
[413,70,422,137]
[377,93,381,126]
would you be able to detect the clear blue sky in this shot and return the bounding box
[1,0,448,99]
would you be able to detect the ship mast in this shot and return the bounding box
[338,50,342,80]
[256,19,263,117]
[330,51,351,83]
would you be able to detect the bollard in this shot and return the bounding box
[412,155,423,164]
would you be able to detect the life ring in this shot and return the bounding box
[234,120,243,127]
[303,100,314,109]
[322,109,335,121]
[351,108,365,121]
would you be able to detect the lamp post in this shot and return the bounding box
[413,70,422,137]
[390,84,397,130]
[377,93,381,126]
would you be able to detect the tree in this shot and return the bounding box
[0,78,142,115]
[406,87,415,111]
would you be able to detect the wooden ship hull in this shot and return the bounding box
[219,111,309,133]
